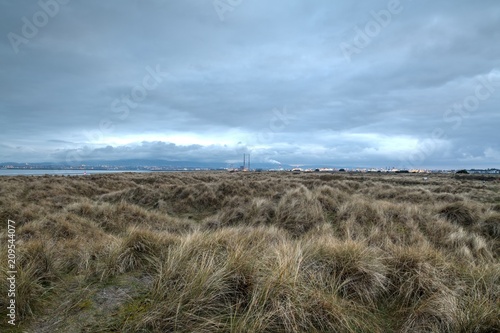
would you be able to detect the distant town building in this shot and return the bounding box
[468,168,500,174]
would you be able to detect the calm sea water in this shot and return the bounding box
[0,169,152,176]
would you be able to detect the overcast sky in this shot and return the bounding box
[1,0,499,168]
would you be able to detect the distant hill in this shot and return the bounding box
[0,159,284,170]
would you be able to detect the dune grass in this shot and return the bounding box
[0,171,498,332]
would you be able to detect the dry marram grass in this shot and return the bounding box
[0,171,498,332]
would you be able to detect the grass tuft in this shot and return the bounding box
[0,171,498,332]
[438,202,478,227]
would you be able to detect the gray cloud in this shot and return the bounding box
[1,0,499,168]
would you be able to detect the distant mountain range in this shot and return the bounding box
[0,159,284,170]
[2,161,497,172]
